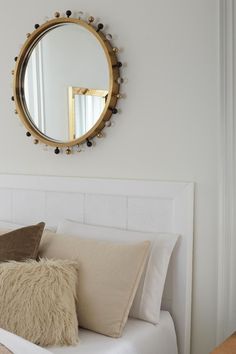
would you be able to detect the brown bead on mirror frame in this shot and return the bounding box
[12,10,124,155]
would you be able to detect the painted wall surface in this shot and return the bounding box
[0,1,219,354]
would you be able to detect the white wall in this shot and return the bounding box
[0,1,219,353]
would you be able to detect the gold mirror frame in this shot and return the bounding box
[12,12,122,154]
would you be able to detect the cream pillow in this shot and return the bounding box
[0,259,79,346]
[56,220,179,324]
[39,233,150,338]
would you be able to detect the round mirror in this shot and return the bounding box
[13,15,121,151]
[24,24,109,142]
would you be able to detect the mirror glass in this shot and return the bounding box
[23,23,109,142]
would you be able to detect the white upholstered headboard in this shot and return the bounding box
[0,174,194,354]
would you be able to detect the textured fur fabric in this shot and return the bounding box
[0,259,79,346]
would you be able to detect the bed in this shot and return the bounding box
[0,175,194,354]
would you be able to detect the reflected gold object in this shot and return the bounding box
[68,87,108,141]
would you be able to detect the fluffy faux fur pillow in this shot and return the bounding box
[0,259,79,346]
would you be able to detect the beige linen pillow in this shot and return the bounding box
[39,232,150,338]
[57,220,179,324]
[0,259,79,346]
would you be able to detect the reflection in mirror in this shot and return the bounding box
[23,23,109,142]
[68,87,108,140]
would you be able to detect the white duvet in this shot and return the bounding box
[49,311,177,354]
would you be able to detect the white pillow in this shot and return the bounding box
[57,220,179,324]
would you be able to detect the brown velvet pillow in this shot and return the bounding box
[0,222,45,262]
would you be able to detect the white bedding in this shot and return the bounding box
[49,311,178,354]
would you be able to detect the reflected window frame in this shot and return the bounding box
[68,87,108,140]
